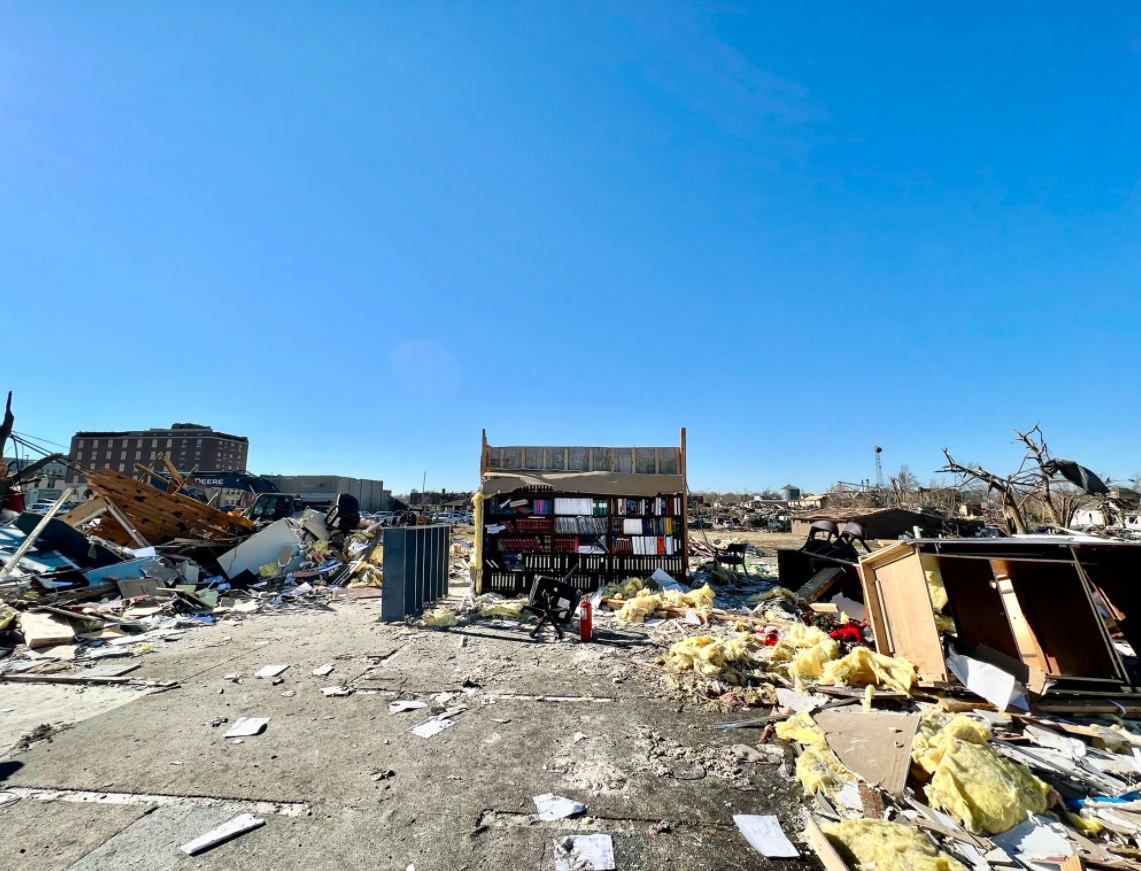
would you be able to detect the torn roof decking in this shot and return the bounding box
[479,429,687,498]
[81,467,256,546]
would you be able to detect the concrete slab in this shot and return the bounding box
[0,684,144,757]
[67,805,237,871]
[0,799,146,871]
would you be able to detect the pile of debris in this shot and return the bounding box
[0,467,394,683]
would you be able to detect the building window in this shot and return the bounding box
[152,439,158,448]
[196,439,202,447]
[167,439,172,448]
[135,451,141,460]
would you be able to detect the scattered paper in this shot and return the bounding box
[829,594,867,623]
[533,793,587,821]
[180,813,265,855]
[554,834,615,871]
[224,717,270,738]
[644,618,666,627]
[734,815,799,858]
[254,664,290,679]
[312,664,334,677]
[684,609,702,625]
[321,686,352,697]
[389,700,428,714]
[411,719,455,738]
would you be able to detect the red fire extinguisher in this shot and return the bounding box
[579,598,593,642]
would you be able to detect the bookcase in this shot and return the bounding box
[475,430,688,595]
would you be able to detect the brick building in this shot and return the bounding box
[65,423,249,483]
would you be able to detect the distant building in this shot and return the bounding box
[65,423,249,484]
[3,456,70,502]
[262,475,390,513]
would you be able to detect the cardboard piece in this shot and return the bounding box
[813,709,921,796]
[19,612,76,649]
[734,815,799,858]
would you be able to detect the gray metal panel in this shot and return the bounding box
[524,447,544,470]
[381,525,450,622]
[591,448,611,472]
[568,448,589,471]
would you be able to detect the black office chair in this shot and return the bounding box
[325,493,361,545]
[522,568,580,640]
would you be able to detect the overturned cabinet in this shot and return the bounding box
[858,537,1141,694]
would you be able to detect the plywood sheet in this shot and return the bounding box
[858,545,948,682]
[814,709,921,795]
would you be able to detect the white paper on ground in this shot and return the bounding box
[991,815,1074,871]
[253,664,290,679]
[224,717,270,738]
[644,618,666,627]
[684,609,701,625]
[533,793,587,821]
[389,700,428,714]
[733,814,799,858]
[946,649,1028,712]
[312,664,334,676]
[554,834,615,871]
[321,686,351,696]
[411,718,455,738]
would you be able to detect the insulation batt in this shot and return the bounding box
[911,714,1050,834]
[423,607,457,628]
[823,819,969,871]
[774,714,856,799]
[614,583,716,625]
[819,646,917,694]
[664,633,753,680]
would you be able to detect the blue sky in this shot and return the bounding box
[4,3,1140,494]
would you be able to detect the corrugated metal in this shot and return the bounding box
[380,524,450,622]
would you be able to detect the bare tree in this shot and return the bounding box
[936,448,1031,534]
[889,465,920,508]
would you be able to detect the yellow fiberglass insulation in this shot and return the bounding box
[797,744,856,797]
[665,633,753,679]
[769,624,832,661]
[925,569,949,612]
[423,607,457,628]
[819,646,917,694]
[775,711,825,746]
[912,714,1051,834]
[477,597,528,619]
[790,638,841,684]
[775,714,857,798]
[748,586,801,605]
[823,820,969,871]
[615,583,717,625]
[600,577,645,600]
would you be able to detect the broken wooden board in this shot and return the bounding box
[84,467,255,547]
[813,708,921,796]
[796,567,845,604]
[803,816,851,871]
[19,612,76,649]
[180,813,265,855]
